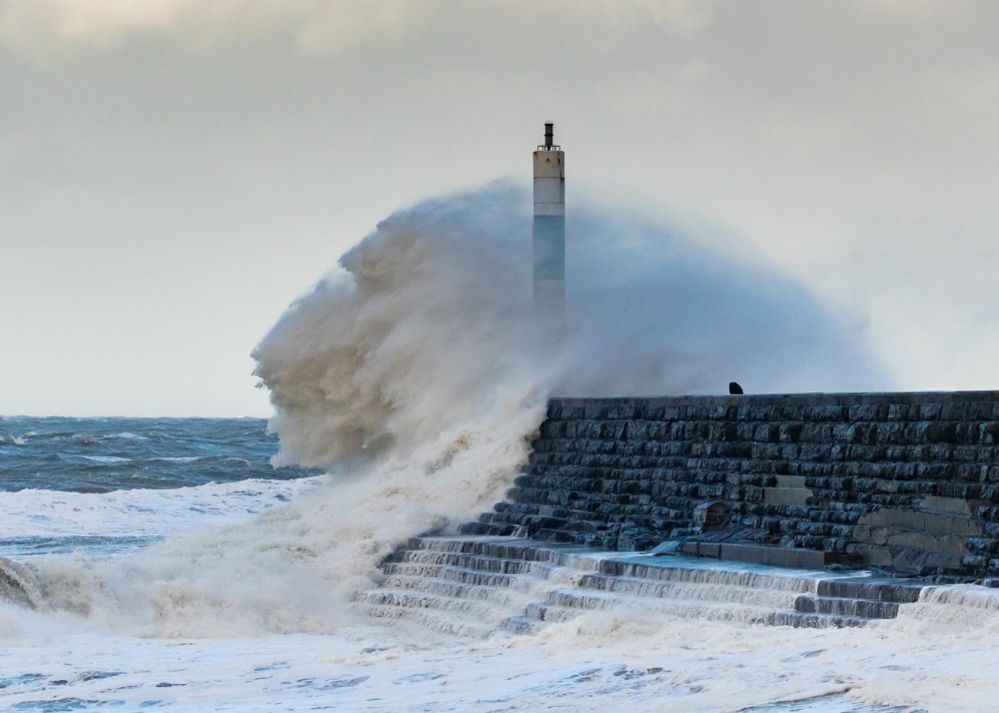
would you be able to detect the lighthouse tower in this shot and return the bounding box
[533,122,565,318]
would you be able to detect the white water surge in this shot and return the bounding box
[0,477,323,542]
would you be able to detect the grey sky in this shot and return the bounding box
[3,1,999,416]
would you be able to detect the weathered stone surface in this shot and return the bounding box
[463,391,999,577]
[681,541,832,569]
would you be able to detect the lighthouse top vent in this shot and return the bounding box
[539,122,560,151]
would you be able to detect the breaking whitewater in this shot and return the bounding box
[1,185,994,711]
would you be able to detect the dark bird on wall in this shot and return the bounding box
[729,382,743,395]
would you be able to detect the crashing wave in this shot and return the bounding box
[0,557,41,609]
[0,184,877,635]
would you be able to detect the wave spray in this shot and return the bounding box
[0,184,877,637]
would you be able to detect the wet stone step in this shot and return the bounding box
[380,563,519,588]
[794,595,900,619]
[596,559,821,594]
[355,590,501,620]
[520,600,864,629]
[394,553,558,575]
[360,536,935,639]
[456,521,515,536]
[544,587,797,614]
[766,611,869,629]
[816,577,923,604]
[378,576,535,606]
[572,574,802,608]
[357,603,496,639]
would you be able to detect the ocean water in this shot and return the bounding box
[0,417,995,712]
[0,416,315,493]
[0,417,319,560]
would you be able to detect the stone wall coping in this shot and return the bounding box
[551,390,999,408]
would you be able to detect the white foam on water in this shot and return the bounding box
[78,455,132,464]
[111,432,148,441]
[0,610,997,712]
[891,583,999,636]
[0,477,325,540]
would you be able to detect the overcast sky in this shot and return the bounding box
[3,0,999,416]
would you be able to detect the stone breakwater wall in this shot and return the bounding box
[461,391,999,578]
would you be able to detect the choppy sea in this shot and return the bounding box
[0,417,987,712]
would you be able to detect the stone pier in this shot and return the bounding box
[461,391,999,578]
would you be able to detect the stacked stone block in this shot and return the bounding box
[461,391,999,578]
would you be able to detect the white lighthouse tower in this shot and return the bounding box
[533,122,565,318]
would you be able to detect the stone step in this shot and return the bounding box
[354,589,501,621]
[596,558,822,593]
[391,551,561,576]
[794,595,899,619]
[766,610,870,629]
[403,536,599,563]
[678,541,841,569]
[407,540,607,571]
[815,577,923,603]
[458,521,523,537]
[355,603,497,638]
[520,600,868,629]
[573,573,801,608]
[359,536,934,639]
[381,562,519,588]
[378,575,539,607]
[395,541,827,594]
[542,587,796,616]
